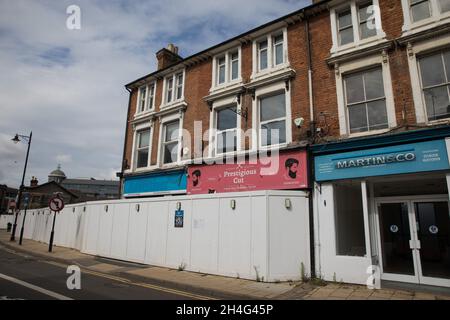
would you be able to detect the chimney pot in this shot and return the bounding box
[30,176,38,187]
[156,44,182,70]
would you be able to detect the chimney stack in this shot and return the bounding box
[156,44,182,70]
[30,176,38,187]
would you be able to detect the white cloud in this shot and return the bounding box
[0,0,310,187]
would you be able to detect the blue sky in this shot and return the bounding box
[0,0,310,187]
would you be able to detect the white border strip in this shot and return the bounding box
[0,273,73,300]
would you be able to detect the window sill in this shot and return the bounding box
[251,63,290,81]
[258,143,289,152]
[205,82,245,103]
[160,163,185,170]
[402,13,450,37]
[156,101,188,117]
[330,34,388,58]
[346,128,391,139]
[160,99,187,110]
[133,110,156,121]
[132,166,159,174]
[210,79,243,93]
[426,118,450,126]
[247,66,295,90]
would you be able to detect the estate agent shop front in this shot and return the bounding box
[312,127,450,288]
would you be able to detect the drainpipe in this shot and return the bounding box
[120,87,133,199]
[305,17,316,279]
[306,19,315,138]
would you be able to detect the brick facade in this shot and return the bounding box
[122,0,450,181]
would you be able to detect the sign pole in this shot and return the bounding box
[48,194,64,253]
[49,209,58,253]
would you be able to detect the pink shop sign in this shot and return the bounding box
[187,150,308,195]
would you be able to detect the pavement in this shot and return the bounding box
[1,229,450,300]
[0,244,207,300]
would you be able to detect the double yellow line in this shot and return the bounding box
[44,260,217,300]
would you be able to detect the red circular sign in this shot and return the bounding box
[49,196,65,212]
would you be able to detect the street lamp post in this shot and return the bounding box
[19,193,30,245]
[10,132,32,242]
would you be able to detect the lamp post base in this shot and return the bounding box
[10,223,17,241]
[19,226,24,245]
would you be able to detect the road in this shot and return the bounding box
[0,245,215,300]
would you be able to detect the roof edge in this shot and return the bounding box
[125,0,330,89]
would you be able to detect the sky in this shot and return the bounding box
[0,0,310,188]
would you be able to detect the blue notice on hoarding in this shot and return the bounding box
[175,210,184,228]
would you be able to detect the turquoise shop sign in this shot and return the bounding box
[315,139,450,182]
[124,170,187,197]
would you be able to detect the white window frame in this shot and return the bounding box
[258,39,269,71]
[175,72,184,100]
[418,50,450,122]
[211,47,242,91]
[217,55,226,85]
[135,83,156,115]
[330,0,386,54]
[406,34,450,124]
[137,86,148,114]
[335,53,397,137]
[251,81,292,151]
[251,28,289,78]
[401,0,450,34]
[208,95,242,157]
[157,113,184,168]
[130,122,153,172]
[272,34,285,67]
[337,8,354,46]
[230,51,240,82]
[161,70,186,108]
[343,67,389,134]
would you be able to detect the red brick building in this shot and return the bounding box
[120,0,450,287]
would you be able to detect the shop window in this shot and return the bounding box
[418,49,450,121]
[334,182,367,257]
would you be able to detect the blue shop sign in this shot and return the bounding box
[124,170,187,197]
[315,139,450,182]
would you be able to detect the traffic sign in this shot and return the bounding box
[49,196,64,212]
[23,193,30,208]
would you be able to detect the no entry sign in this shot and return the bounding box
[49,196,65,212]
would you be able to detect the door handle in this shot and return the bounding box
[409,240,421,250]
